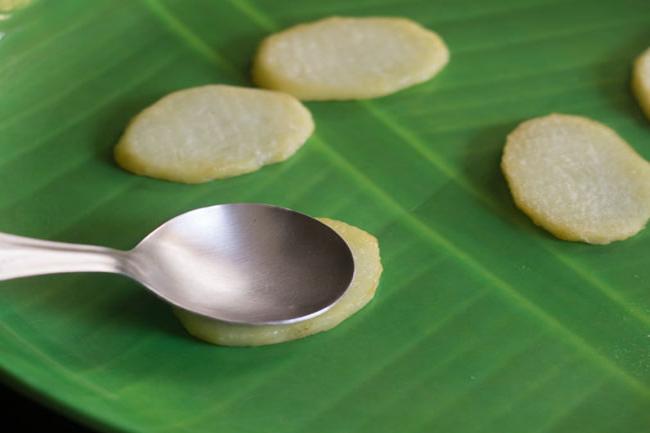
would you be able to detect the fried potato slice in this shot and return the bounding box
[115,85,314,183]
[502,114,650,244]
[633,47,650,120]
[253,17,449,100]
[175,218,382,346]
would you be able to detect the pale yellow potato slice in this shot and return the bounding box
[114,85,314,183]
[253,17,449,100]
[175,218,382,346]
[0,0,31,12]
[633,47,650,120]
[502,114,650,244]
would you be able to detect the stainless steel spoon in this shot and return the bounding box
[0,204,355,324]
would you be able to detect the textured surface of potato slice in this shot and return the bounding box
[253,17,449,100]
[115,85,314,183]
[633,47,650,120]
[175,218,382,346]
[502,114,650,244]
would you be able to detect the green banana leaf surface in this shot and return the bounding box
[1,0,649,432]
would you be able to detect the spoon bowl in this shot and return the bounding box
[0,204,355,325]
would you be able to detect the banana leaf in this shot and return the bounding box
[0,0,649,432]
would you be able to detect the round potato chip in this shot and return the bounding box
[115,85,314,183]
[502,114,650,244]
[253,17,449,100]
[175,218,382,346]
[633,47,650,120]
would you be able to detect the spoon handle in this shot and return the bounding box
[0,232,125,281]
